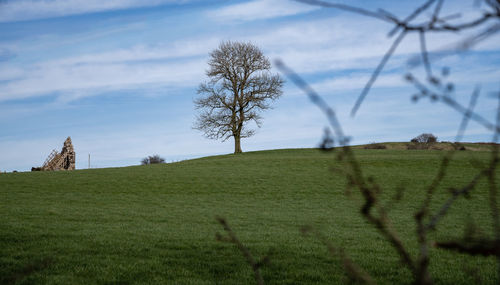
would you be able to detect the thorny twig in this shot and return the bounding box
[412,148,457,284]
[216,216,269,285]
[435,238,500,256]
[295,0,500,115]
[407,74,500,134]
[275,59,348,145]
[456,86,481,142]
[426,172,485,231]
[489,91,500,275]
[301,225,375,285]
[263,0,500,283]
[278,60,499,284]
[351,31,407,116]
[277,60,419,282]
[277,1,500,282]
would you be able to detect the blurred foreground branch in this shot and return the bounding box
[216,217,270,285]
[277,1,500,282]
[295,0,500,116]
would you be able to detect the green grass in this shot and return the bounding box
[0,147,498,284]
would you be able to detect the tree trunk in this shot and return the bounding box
[234,135,242,154]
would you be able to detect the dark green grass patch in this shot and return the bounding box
[0,148,497,284]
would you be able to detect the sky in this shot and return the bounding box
[0,0,499,171]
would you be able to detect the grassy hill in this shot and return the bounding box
[0,147,498,284]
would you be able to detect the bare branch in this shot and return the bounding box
[456,86,481,142]
[294,0,392,22]
[216,217,268,285]
[275,59,347,145]
[426,172,485,231]
[297,0,499,115]
[281,1,500,284]
[435,238,500,256]
[277,59,418,278]
[300,226,375,285]
[419,31,432,79]
[388,0,437,37]
[407,75,500,133]
[351,31,407,116]
[488,92,500,241]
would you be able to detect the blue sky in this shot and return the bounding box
[0,0,499,171]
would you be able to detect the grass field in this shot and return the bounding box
[0,147,498,284]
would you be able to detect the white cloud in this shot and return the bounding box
[208,0,317,22]
[0,0,499,173]
[2,12,498,103]
[0,33,225,102]
[0,66,24,81]
[50,39,220,66]
[2,9,499,104]
[312,73,406,93]
[0,58,206,101]
[0,0,190,23]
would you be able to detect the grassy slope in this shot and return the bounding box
[354,141,498,151]
[0,148,498,284]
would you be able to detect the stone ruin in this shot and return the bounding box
[39,137,76,171]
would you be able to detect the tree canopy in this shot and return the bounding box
[194,41,284,153]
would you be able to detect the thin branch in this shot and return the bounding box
[216,217,268,285]
[297,0,499,116]
[388,0,437,37]
[351,31,407,116]
[489,90,500,239]
[426,172,485,231]
[419,30,433,79]
[294,0,392,22]
[421,151,454,217]
[277,58,417,278]
[407,75,499,133]
[456,86,480,142]
[430,0,444,25]
[352,176,417,276]
[435,238,500,256]
[275,59,347,145]
[408,23,500,69]
[300,226,376,285]
[281,1,500,284]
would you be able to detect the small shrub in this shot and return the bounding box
[411,133,437,143]
[141,155,165,165]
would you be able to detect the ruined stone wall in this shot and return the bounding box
[41,137,76,171]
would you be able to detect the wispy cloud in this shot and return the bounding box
[0,0,498,173]
[0,30,226,101]
[312,73,406,93]
[3,12,498,103]
[208,0,317,22]
[0,48,16,62]
[0,0,191,23]
[0,58,206,101]
[49,39,219,66]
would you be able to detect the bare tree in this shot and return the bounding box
[194,41,284,154]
